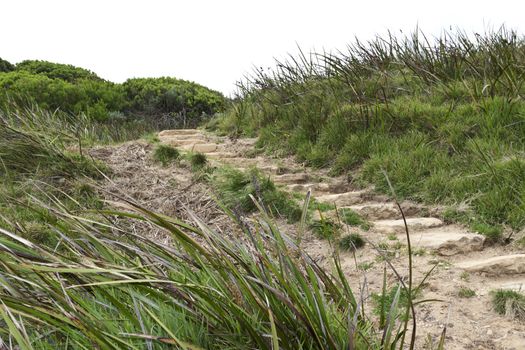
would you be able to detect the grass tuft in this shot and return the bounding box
[491,289,525,321]
[189,152,208,170]
[153,144,180,166]
[339,233,365,251]
[339,208,370,230]
[212,166,302,222]
[458,287,476,298]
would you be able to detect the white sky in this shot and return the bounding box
[1,0,524,95]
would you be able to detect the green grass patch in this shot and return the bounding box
[212,166,302,222]
[491,289,525,321]
[339,208,370,230]
[153,144,180,166]
[189,152,208,170]
[310,218,341,239]
[458,287,476,298]
[339,233,365,251]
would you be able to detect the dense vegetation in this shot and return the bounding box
[2,28,525,349]
[0,102,430,349]
[213,28,525,233]
[0,58,226,126]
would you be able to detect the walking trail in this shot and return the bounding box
[93,128,525,350]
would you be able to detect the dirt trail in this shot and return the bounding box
[94,129,525,349]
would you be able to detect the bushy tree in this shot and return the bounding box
[0,71,126,120]
[16,60,101,82]
[0,57,15,72]
[123,77,225,118]
[0,60,225,124]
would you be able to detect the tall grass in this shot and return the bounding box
[0,98,177,146]
[0,102,441,349]
[213,27,525,232]
[0,191,434,349]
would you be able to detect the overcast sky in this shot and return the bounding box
[1,0,524,95]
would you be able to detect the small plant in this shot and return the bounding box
[311,200,335,212]
[413,248,426,256]
[392,241,404,250]
[491,289,525,321]
[189,152,208,170]
[143,132,160,144]
[460,272,470,281]
[310,218,341,239]
[153,144,180,166]
[339,208,370,230]
[212,167,302,222]
[471,222,503,244]
[339,233,365,251]
[387,233,398,241]
[458,287,476,298]
[375,242,396,262]
[357,261,374,271]
[372,284,420,324]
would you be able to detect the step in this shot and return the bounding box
[235,138,258,147]
[497,279,525,292]
[164,138,208,147]
[457,254,525,275]
[287,183,319,193]
[344,203,399,220]
[272,173,310,185]
[403,225,485,256]
[315,191,367,206]
[180,143,218,153]
[372,217,443,234]
[344,202,422,220]
[238,165,281,174]
[205,151,239,159]
[217,157,263,166]
[158,129,201,137]
[163,134,207,141]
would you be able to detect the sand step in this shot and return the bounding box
[180,143,218,153]
[457,254,525,275]
[234,138,258,147]
[402,225,485,256]
[272,173,310,185]
[205,151,239,159]
[287,182,349,195]
[218,157,265,167]
[344,202,423,220]
[315,191,367,206]
[344,203,398,220]
[287,183,320,193]
[165,134,207,141]
[163,138,209,147]
[238,165,282,174]
[497,278,525,292]
[373,217,443,234]
[158,129,201,137]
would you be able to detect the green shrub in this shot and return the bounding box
[189,152,208,170]
[339,233,365,251]
[310,218,341,239]
[122,77,226,125]
[339,208,366,227]
[153,144,180,166]
[0,57,14,72]
[458,287,476,298]
[213,167,301,222]
[16,60,102,82]
[471,222,503,243]
[491,289,525,321]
